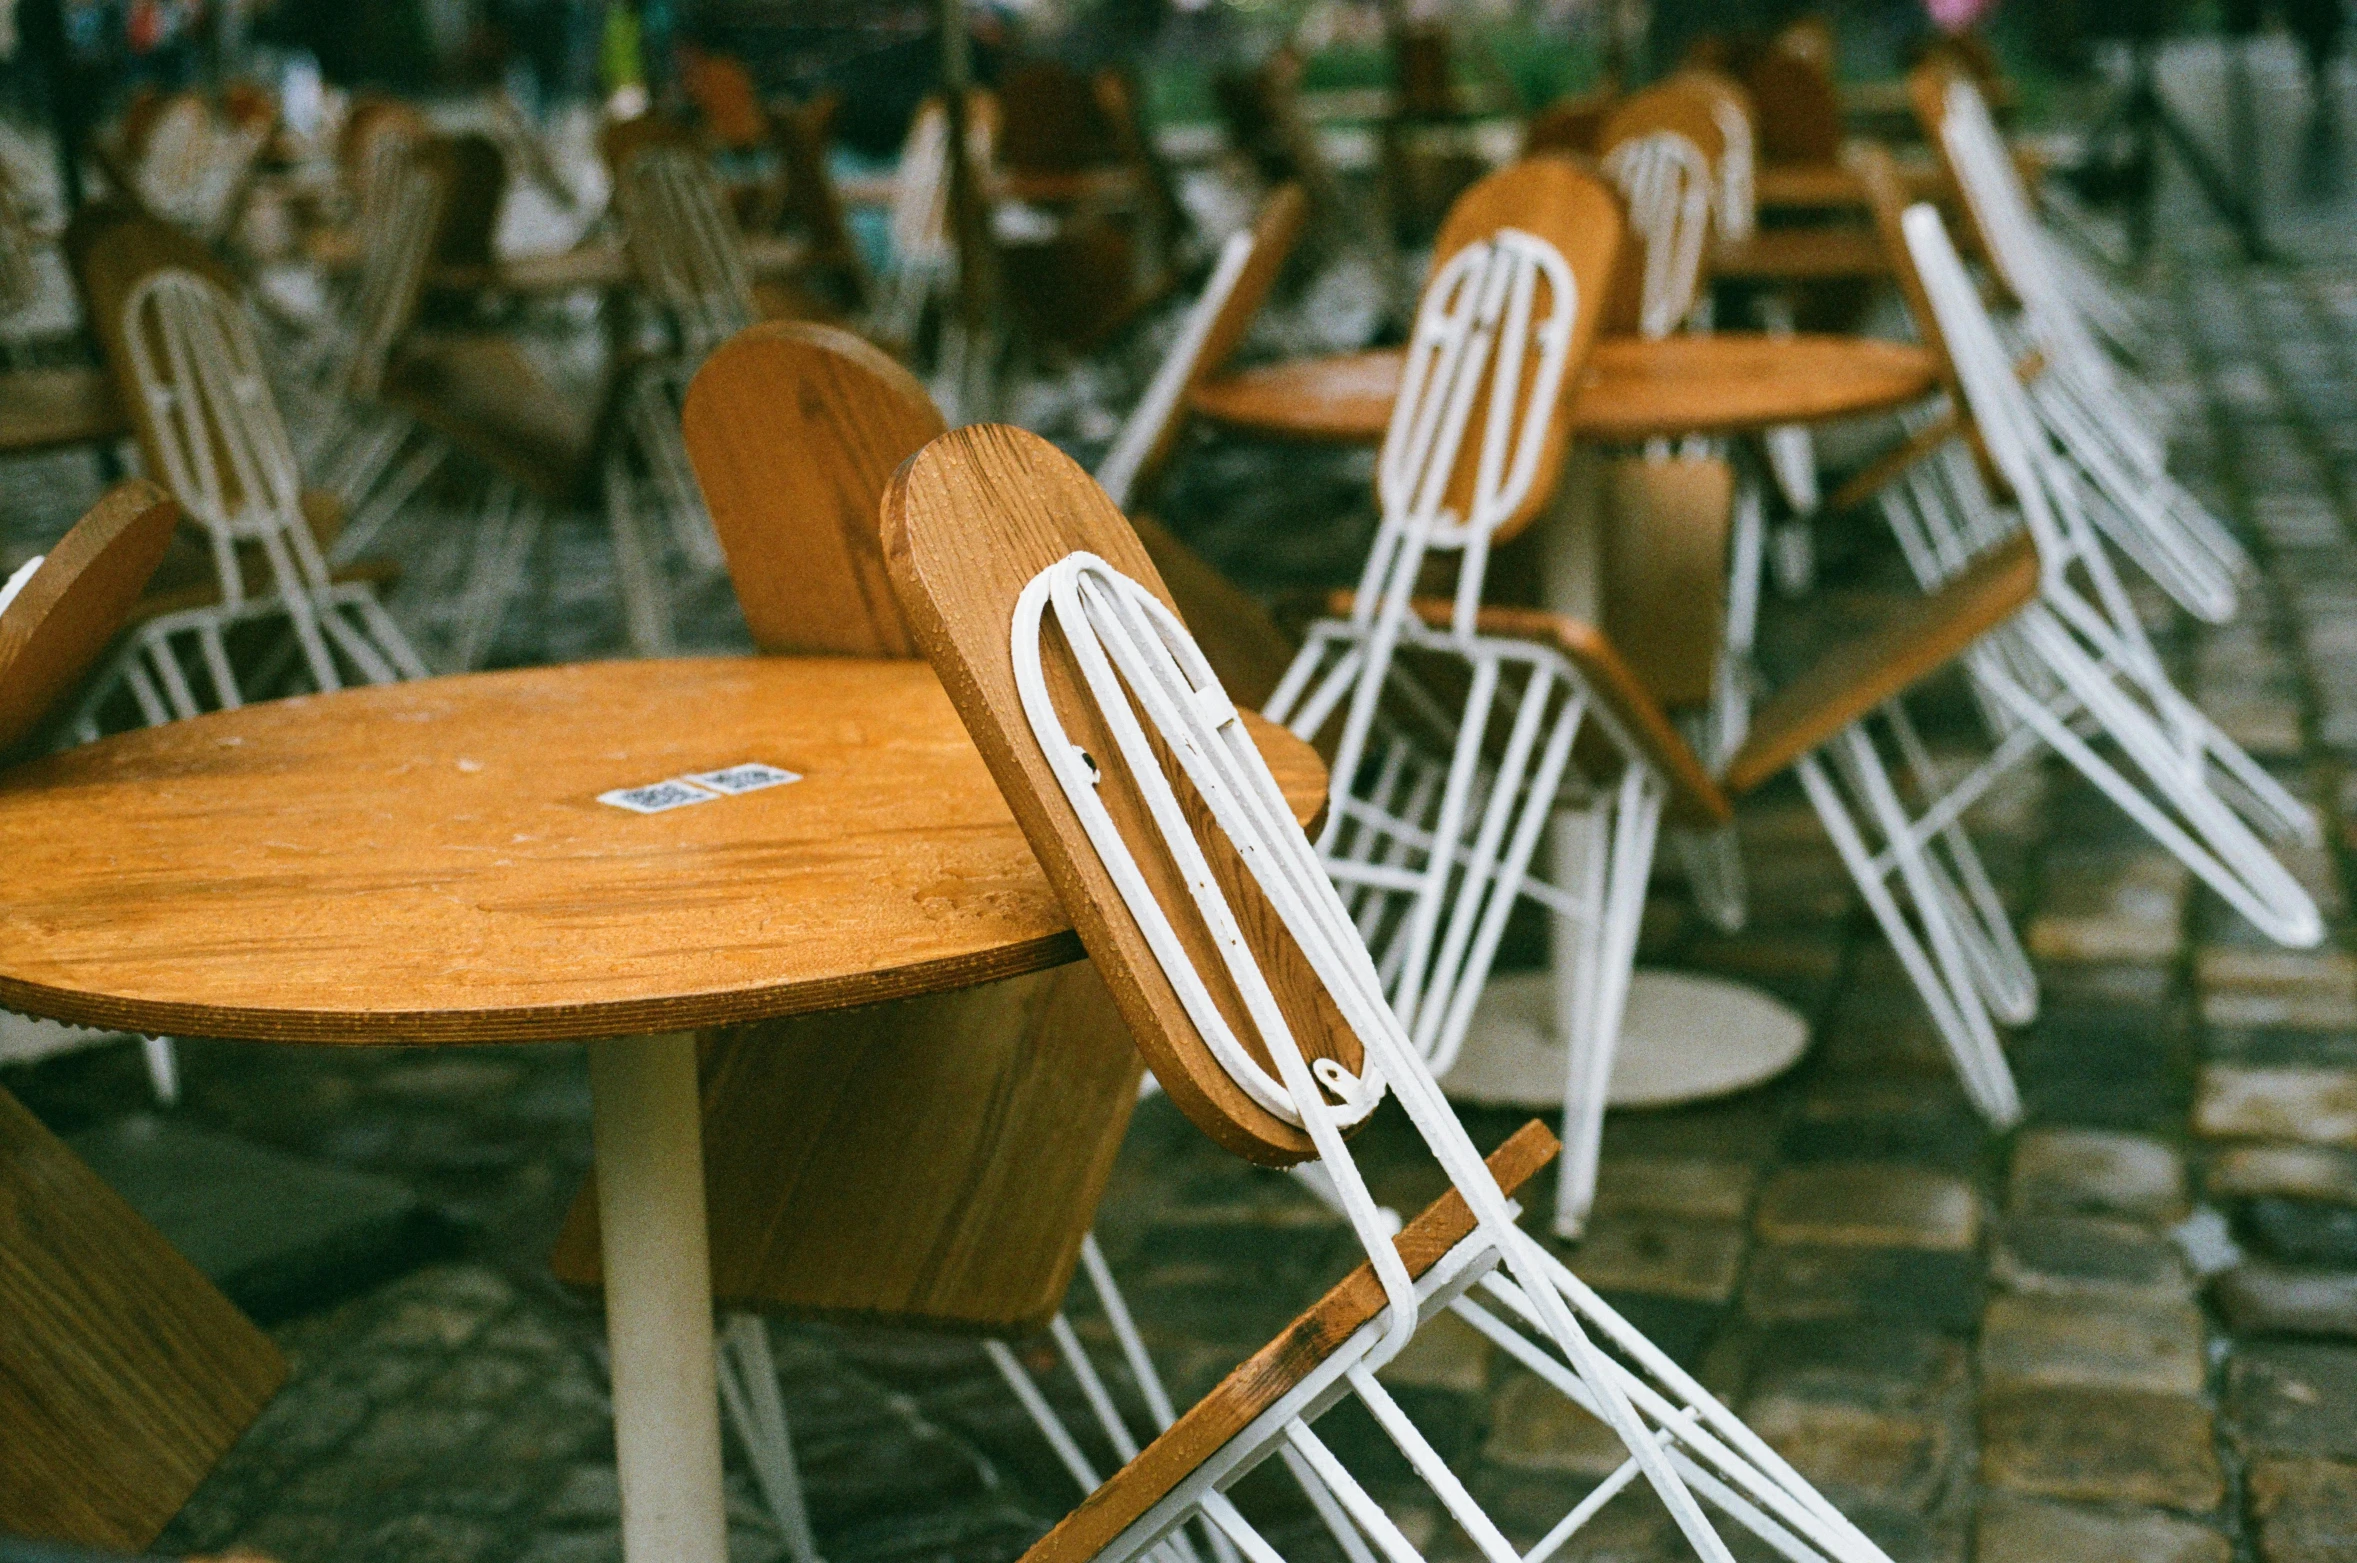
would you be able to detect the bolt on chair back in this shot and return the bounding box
[1880,202,2321,947]
[548,320,1311,1563]
[881,420,1903,1563]
[78,214,427,714]
[1912,66,2249,622]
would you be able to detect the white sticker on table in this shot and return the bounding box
[682,763,802,796]
[599,779,722,814]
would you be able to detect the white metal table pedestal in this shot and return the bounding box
[1444,969,1810,1108]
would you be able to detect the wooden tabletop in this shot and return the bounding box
[1188,333,1940,445]
[0,658,1325,1045]
[0,367,128,457]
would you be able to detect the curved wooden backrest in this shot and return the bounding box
[1749,33,1843,165]
[1600,81,1727,171]
[1524,87,1616,157]
[75,211,248,500]
[1598,83,1723,337]
[1102,181,1306,508]
[1421,157,1624,546]
[997,59,1124,175]
[1667,67,1758,235]
[599,112,702,183]
[1856,142,1962,402]
[885,423,1355,1166]
[678,48,769,151]
[681,321,944,657]
[0,480,181,757]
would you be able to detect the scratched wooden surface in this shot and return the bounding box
[0,657,1325,1044]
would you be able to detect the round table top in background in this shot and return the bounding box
[1188,333,1941,446]
[0,658,1326,1045]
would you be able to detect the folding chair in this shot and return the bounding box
[1914,66,2250,623]
[77,213,428,718]
[0,478,188,1097]
[1852,202,2321,950]
[546,320,1312,1563]
[881,419,1904,1563]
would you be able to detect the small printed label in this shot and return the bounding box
[598,779,722,814]
[683,763,802,796]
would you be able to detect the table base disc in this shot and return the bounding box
[1440,970,1812,1109]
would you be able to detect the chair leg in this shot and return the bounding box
[714,1313,823,1563]
[141,1036,180,1105]
[1798,735,2022,1127]
[1554,772,1660,1239]
[603,452,677,658]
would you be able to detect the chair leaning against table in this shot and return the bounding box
[75,210,428,718]
[881,417,1904,1563]
[1853,200,2320,951]
[1914,64,2250,624]
[0,477,191,1098]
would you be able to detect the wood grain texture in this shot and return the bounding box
[680,321,943,656]
[1190,333,1939,445]
[885,425,1355,1166]
[0,658,1323,1043]
[1723,529,2039,794]
[0,1084,285,1551]
[549,958,1143,1333]
[1021,1121,1560,1563]
[0,480,180,759]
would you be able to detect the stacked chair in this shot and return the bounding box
[880,417,1904,1563]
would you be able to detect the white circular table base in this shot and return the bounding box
[1439,970,1811,1109]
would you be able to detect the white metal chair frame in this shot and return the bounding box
[1599,131,1712,342]
[112,268,427,716]
[1890,204,2320,947]
[1934,76,2250,622]
[1010,546,1896,1563]
[1265,232,1680,1235]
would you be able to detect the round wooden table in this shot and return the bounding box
[1188,333,1940,446]
[0,657,1325,1563]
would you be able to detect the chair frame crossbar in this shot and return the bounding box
[1013,552,1893,1563]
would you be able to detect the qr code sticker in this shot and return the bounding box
[599,779,721,814]
[683,763,802,795]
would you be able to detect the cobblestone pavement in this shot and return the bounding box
[12,51,2357,1563]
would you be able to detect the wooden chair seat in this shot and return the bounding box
[1714,224,1889,281]
[1723,529,2039,792]
[1019,1122,1558,1563]
[381,334,597,503]
[0,366,130,458]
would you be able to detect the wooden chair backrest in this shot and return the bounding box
[603,117,755,346]
[1749,26,1843,165]
[1907,60,2009,292]
[76,212,262,514]
[1855,141,1963,404]
[1667,67,1758,237]
[1598,83,1722,336]
[1100,181,1305,509]
[885,424,1356,1165]
[1524,87,1616,157]
[678,47,769,150]
[0,480,181,758]
[997,59,1124,174]
[681,322,944,657]
[1418,158,1625,547]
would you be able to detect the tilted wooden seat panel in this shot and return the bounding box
[1724,528,2040,794]
[1020,1121,1560,1563]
